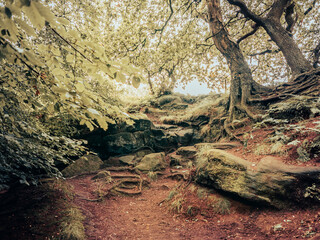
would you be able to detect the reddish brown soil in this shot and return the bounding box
[65,171,320,240]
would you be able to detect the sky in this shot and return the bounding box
[174,79,213,95]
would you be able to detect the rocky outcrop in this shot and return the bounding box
[196,149,320,208]
[62,154,103,177]
[82,115,202,158]
[168,146,197,168]
[267,95,320,122]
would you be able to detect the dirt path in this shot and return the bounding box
[68,173,320,240]
[69,176,221,240]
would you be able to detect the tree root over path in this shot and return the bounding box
[78,177,147,202]
[76,167,150,202]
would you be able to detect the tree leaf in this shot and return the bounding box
[66,54,74,63]
[132,76,141,88]
[75,82,85,92]
[116,72,126,83]
[85,120,94,131]
[95,116,108,131]
[22,3,45,29]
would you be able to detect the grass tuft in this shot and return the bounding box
[211,197,231,215]
[59,207,86,240]
[170,198,183,213]
[147,171,158,181]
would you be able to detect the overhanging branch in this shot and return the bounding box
[248,49,280,57]
[226,0,264,25]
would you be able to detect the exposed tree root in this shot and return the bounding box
[103,166,135,172]
[223,69,320,142]
[76,166,148,202]
[249,68,320,104]
[80,175,149,202]
[68,166,142,180]
[223,119,244,144]
[113,188,142,195]
[195,142,241,150]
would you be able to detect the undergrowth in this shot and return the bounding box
[48,180,86,240]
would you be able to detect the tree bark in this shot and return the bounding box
[206,0,260,120]
[147,71,155,95]
[227,0,313,77]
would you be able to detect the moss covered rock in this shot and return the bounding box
[62,155,103,177]
[196,149,320,208]
[135,152,167,172]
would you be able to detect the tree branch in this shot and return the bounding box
[226,0,264,25]
[285,2,297,33]
[267,0,291,20]
[196,43,215,48]
[304,0,318,15]
[237,24,259,44]
[154,0,174,46]
[248,49,280,57]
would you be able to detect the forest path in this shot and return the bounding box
[66,169,320,240]
[68,174,224,240]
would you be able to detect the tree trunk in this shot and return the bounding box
[227,0,313,77]
[206,0,259,120]
[147,72,155,95]
[262,20,312,76]
[168,74,177,93]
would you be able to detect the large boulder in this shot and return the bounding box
[196,149,320,208]
[135,152,167,172]
[62,154,103,177]
[81,115,179,157]
[103,132,143,155]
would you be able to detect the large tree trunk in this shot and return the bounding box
[264,19,312,75]
[206,0,259,120]
[227,0,313,77]
[262,4,312,76]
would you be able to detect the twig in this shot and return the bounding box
[47,24,92,63]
